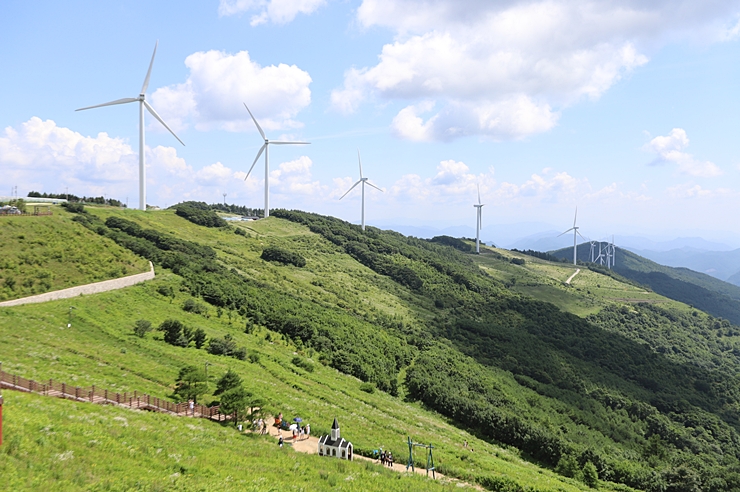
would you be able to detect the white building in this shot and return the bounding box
[317,418,353,460]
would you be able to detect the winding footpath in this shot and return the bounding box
[0,261,155,307]
[565,268,580,285]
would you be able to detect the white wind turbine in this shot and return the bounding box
[474,185,485,254]
[243,103,310,218]
[339,150,383,231]
[76,41,184,211]
[558,207,585,265]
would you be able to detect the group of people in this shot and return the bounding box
[379,450,394,467]
[292,423,310,441]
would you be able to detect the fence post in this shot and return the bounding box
[61,383,66,397]
[91,385,95,402]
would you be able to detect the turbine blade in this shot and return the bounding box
[243,103,266,140]
[143,100,185,146]
[477,184,481,205]
[573,206,578,227]
[339,180,362,200]
[245,144,266,180]
[557,228,574,237]
[141,40,158,94]
[577,230,586,240]
[270,141,311,145]
[357,149,363,178]
[365,181,383,192]
[76,97,138,111]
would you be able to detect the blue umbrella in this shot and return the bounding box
[293,417,303,423]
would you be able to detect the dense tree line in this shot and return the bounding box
[174,202,228,228]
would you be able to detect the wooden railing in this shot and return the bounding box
[0,368,230,421]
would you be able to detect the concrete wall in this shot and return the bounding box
[0,262,155,307]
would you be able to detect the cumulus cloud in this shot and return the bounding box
[151,50,311,133]
[386,159,495,202]
[218,0,326,25]
[645,128,722,177]
[0,117,137,195]
[333,0,740,141]
[267,155,325,195]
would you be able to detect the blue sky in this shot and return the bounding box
[2,1,740,245]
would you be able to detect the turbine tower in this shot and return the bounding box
[339,150,383,231]
[473,185,485,254]
[243,103,310,218]
[557,207,585,265]
[76,41,184,211]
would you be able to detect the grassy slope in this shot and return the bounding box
[547,243,740,324]
[476,247,682,318]
[0,391,455,491]
[0,209,604,491]
[0,208,150,301]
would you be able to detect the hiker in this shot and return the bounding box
[387,452,393,467]
[188,399,194,416]
[299,425,304,440]
[305,423,310,440]
[380,450,386,465]
[278,435,284,448]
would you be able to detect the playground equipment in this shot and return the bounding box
[406,436,435,478]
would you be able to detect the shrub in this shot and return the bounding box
[158,319,188,346]
[61,202,85,213]
[207,334,247,360]
[291,356,314,372]
[174,202,227,228]
[192,328,207,349]
[157,284,174,299]
[429,235,473,252]
[183,298,207,315]
[133,319,152,338]
[234,227,247,236]
[261,246,306,267]
[510,258,525,265]
[359,382,376,394]
[582,462,599,488]
[248,352,260,363]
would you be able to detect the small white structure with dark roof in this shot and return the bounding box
[318,417,353,460]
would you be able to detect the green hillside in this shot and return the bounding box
[0,211,150,301]
[550,243,740,324]
[5,204,740,491]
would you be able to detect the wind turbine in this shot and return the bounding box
[339,150,383,231]
[558,207,585,265]
[243,103,310,218]
[76,41,184,211]
[473,185,485,254]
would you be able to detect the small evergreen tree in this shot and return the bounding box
[173,365,208,403]
[133,319,152,338]
[192,328,207,349]
[214,369,242,396]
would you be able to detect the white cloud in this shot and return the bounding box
[387,160,495,201]
[151,50,311,133]
[645,128,722,177]
[496,169,588,204]
[333,0,740,141]
[0,117,137,195]
[267,155,325,195]
[665,183,732,199]
[218,0,326,25]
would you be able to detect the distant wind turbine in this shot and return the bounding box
[558,207,585,265]
[339,150,383,231]
[76,41,184,211]
[243,103,310,218]
[473,185,485,254]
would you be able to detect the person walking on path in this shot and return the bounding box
[188,399,194,416]
[305,423,310,440]
[278,435,284,448]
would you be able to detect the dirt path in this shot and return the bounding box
[565,268,580,285]
[0,261,155,307]
[258,418,479,488]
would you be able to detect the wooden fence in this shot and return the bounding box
[0,368,230,421]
